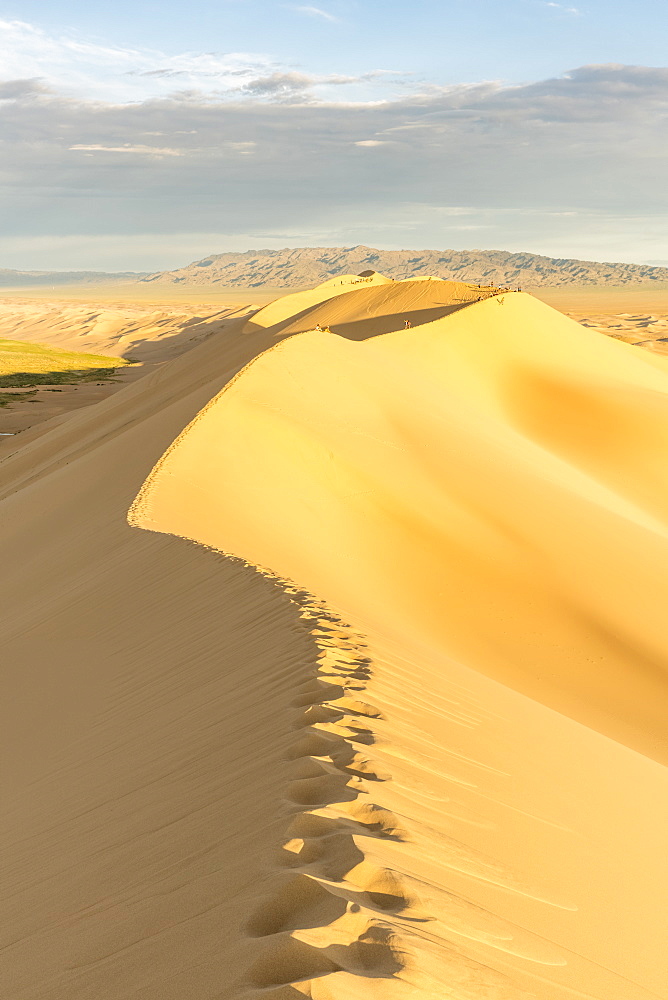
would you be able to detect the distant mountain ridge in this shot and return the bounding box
[0,269,147,288]
[4,247,668,290]
[141,245,668,288]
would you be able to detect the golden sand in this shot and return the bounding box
[0,277,666,999]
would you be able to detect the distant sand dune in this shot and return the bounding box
[0,278,666,999]
[0,296,251,360]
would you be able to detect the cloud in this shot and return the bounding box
[237,70,393,101]
[292,6,339,22]
[0,77,51,99]
[544,2,581,13]
[241,71,314,97]
[0,61,667,266]
[0,18,280,102]
[69,144,184,157]
[131,69,189,79]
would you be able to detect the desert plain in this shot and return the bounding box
[0,273,666,1000]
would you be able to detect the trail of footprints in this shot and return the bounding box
[245,593,416,995]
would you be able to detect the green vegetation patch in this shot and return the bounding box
[0,338,130,388]
[0,390,37,408]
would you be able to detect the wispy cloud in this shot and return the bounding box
[292,6,339,22]
[241,71,314,98]
[543,2,582,14]
[236,69,398,101]
[0,18,278,102]
[69,144,183,156]
[0,18,402,105]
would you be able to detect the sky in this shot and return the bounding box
[1,1,668,271]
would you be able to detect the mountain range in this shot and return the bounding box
[140,245,668,288]
[3,246,668,289]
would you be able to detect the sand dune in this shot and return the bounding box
[1,278,666,999]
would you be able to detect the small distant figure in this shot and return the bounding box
[315,323,322,331]
[404,319,412,329]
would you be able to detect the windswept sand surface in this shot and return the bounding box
[0,277,667,999]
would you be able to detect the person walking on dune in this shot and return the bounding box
[404,319,412,329]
